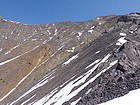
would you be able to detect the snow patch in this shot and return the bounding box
[71,98,81,105]
[24,39,27,42]
[97,17,100,20]
[80,42,85,44]
[76,32,82,39]
[11,31,13,34]
[21,94,36,105]
[5,44,20,55]
[5,36,8,40]
[116,37,127,46]
[0,66,38,102]
[135,28,138,31]
[66,47,75,53]
[10,63,57,105]
[3,19,8,21]
[120,33,127,36]
[54,28,58,35]
[63,54,79,65]
[86,88,92,94]
[0,45,39,66]
[0,48,2,52]
[109,60,118,66]
[129,30,133,34]
[33,89,58,105]
[47,30,51,35]
[99,88,140,105]
[90,26,95,29]
[43,37,52,44]
[95,50,100,54]
[86,59,101,69]
[88,30,93,33]
[35,54,111,105]
[32,39,37,41]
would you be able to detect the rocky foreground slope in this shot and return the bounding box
[0,13,140,105]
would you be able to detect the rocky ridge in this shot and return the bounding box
[0,12,140,105]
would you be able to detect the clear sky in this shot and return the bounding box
[0,0,140,24]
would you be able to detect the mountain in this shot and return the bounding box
[0,12,140,105]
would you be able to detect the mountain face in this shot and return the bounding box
[0,12,140,105]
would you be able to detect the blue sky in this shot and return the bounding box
[0,0,140,24]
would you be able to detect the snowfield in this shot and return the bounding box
[99,88,140,105]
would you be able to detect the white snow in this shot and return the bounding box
[34,30,37,33]
[78,32,82,36]
[3,19,8,21]
[54,28,58,35]
[9,49,62,105]
[37,46,63,67]
[98,88,140,105]
[0,45,39,66]
[0,46,40,102]
[99,23,102,25]
[43,37,52,44]
[34,54,111,105]
[119,33,127,36]
[43,39,48,44]
[0,48,2,52]
[11,31,13,34]
[129,30,133,34]
[10,70,56,105]
[10,20,20,24]
[0,66,37,102]
[47,30,51,35]
[76,32,82,39]
[80,42,85,44]
[5,36,8,40]
[5,44,20,55]
[135,28,138,31]
[95,50,100,54]
[21,94,36,105]
[32,39,37,41]
[49,37,52,40]
[24,39,27,42]
[97,17,100,20]
[71,98,81,105]
[88,30,94,33]
[33,89,58,105]
[86,88,92,94]
[110,60,118,66]
[20,54,117,105]
[27,35,34,39]
[63,54,79,65]
[66,47,75,53]
[129,13,140,17]
[86,59,101,69]
[116,37,127,46]
[90,26,95,29]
